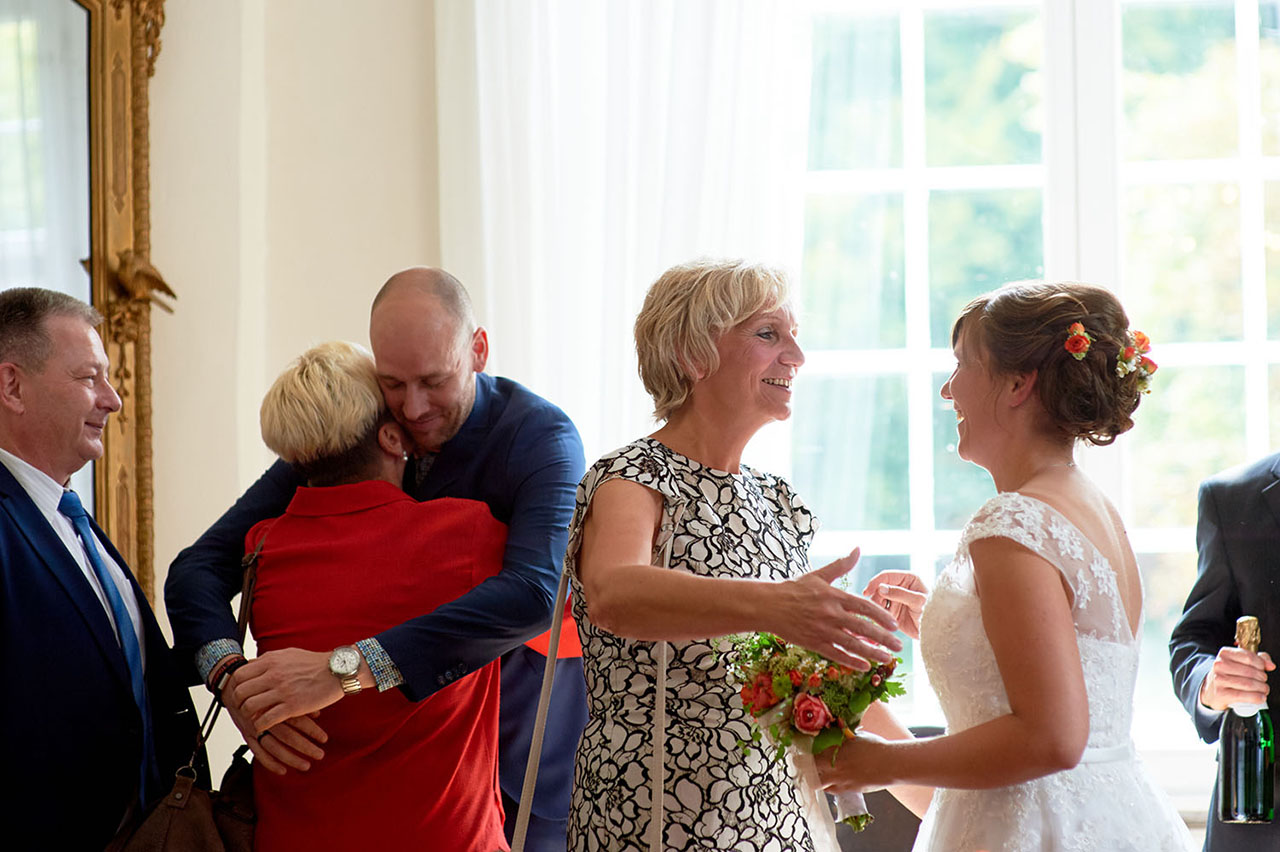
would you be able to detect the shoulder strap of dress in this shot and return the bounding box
[648,496,688,852]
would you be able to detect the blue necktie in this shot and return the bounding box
[58,489,154,803]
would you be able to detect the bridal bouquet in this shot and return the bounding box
[728,632,905,834]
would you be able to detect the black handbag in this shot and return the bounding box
[106,539,265,851]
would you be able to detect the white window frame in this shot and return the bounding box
[785,0,1280,819]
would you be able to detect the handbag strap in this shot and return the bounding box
[647,497,686,852]
[510,566,571,852]
[511,496,688,852]
[186,533,268,765]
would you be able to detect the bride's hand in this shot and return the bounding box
[816,730,892,794]
[771,548,903,672]
[863,570,929,640]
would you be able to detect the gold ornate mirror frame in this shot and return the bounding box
[83,0,169,599]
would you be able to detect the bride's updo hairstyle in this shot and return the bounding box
[635,258,790,421]
[953,281,1144,446]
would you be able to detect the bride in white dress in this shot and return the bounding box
[819,281,1193,851]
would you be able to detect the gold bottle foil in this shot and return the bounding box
[1236,616,1262,653]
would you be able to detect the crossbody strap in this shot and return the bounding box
[510,563,571,852]
[647,498,687,852]
[185,533,267,766]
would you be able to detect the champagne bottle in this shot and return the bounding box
[1218,615,1275,824]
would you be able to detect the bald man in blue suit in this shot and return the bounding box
[166,268,588,850]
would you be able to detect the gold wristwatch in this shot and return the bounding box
[328,645,363,695]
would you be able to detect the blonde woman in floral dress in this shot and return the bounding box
[820,281,1193,851]
[565,259,902,851]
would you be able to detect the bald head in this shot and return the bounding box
[368,267,489,453]
[371,267,476,337]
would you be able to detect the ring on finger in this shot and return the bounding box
[257,729,273,743]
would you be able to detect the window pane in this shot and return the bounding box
[928,188,1044,348]
[1124,183,1241,344]
[1268,182,1280,339]
[1135,552,1203,748]
[1269,364,1280,449]
[808,15,901,170]
[0,21,43,232]
[923,8,1042,167]
[1129,365,1245,528]
[802,194,905,350]
[792,374,908,530]
[1122,1,1237,161]
[933,370,996,529]
[1261,2,1280,156]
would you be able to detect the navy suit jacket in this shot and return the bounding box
[0,463,198,850]
[166,372,588,819]
[1170,452,1280,851]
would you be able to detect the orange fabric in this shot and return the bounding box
[523,596,582,658]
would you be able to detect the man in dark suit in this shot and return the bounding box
[165,267,588,850]
[1170,452,1280,852]
[0,287,197,850]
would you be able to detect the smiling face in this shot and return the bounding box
[940,321,1007,466]
[9,315,121,483]
[692,304,804,431]
[370,293,488,454]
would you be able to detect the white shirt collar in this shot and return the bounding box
[0,445,68,515]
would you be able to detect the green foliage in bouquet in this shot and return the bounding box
[727,633,906,831]
[728,632,906,762]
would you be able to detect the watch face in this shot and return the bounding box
[330,646,360,678]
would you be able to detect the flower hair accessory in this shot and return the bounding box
[1115,330,1157,393]
[1064,322,1093,360]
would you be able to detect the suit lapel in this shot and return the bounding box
[1263,456,1280,527]
[411,373,494,501]
[0,466,134,691]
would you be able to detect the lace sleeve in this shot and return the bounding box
[958,492,1132,643]
[959,493,1081,599]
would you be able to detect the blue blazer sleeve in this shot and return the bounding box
[164,459,301,679]
[1169,479,1236,743]
[378,409,586,701]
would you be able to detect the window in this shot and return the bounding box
[781,0,1280,808]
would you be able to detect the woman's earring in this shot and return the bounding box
[402,451,409,461]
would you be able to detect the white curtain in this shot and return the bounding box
[435,0,811,462]
[0,0,90,303]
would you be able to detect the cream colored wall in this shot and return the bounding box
[148,0,441,777]
[150,0,441,611]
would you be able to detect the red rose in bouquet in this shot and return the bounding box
[728,633,906,832]
[792,692,834,736]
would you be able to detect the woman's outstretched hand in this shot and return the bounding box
[772,548,903,671]
[863,570,929,640]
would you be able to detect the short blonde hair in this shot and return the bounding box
[635,259,791,420]
[260,341,385,466]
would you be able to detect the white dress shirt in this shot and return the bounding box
[0,447,146,669]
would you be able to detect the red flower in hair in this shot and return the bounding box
[1064,322,1093,360]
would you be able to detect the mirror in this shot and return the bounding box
[0,0,169,598]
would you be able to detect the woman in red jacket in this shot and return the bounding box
[243,341,508,851]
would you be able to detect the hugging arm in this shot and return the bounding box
[164,459,301,675]
[361,414,584,701]
[164,459,325,773]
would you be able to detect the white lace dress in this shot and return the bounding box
[914,492,1193,852]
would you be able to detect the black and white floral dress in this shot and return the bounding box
[566,438,819,851]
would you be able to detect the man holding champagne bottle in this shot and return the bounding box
[1171,452,1280,851]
